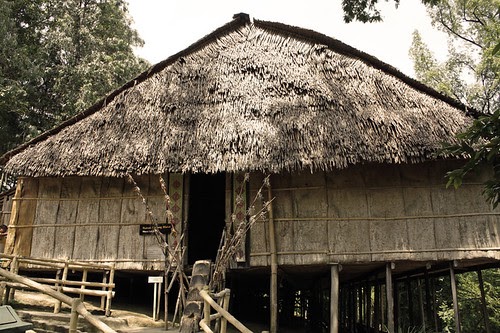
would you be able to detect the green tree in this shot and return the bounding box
[409,0,500,113]
[0,0,148,155]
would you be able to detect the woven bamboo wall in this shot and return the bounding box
[249,161,500,267]
[5,174,183,271]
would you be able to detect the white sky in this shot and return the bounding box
[126,0,448,78]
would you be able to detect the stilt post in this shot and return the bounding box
[449,261,461,333]
[477,269,491,333]
[267,179,278,333]
[330,264,339,333]
[386,263,395,333]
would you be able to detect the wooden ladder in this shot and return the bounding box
[179,259,211,333]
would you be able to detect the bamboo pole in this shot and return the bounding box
[221,289,230,333]
[330,264,339,333]
[386,263,395,333]
[105,266,115,316]
[477,269,491,333]
[80,269,87,302]
[54,263,68,313]
[0,267,116,333]
[69,299,80,333]
[199,289,252,333]
[449,262,461,333]
[267,180,278,333]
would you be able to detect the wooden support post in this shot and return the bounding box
[330,264,339,333]
[417,279,426,332]
[105,266,115,317]
[449,262,461,333]
[374,283,380,333]
[406,277,413,328]
[267,180,278,333]
[164,271,169,330]
[477,269,491,333]
[431,276,439,331]
[365,282,371,332]
[69,299,80,333]
[221,290,230,333]
[54,263,69,313]
[100,271,107,310]
[358,286,363,326]
[7,256,18,303]
[80,269,88,302]
[386,263,395,333]
[424,269,432,330]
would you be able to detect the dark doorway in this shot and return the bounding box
[188,173,226,265]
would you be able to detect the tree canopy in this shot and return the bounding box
[0,0,148,155]
[409,0,499,113]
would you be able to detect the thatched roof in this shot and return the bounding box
[2,13,472,177]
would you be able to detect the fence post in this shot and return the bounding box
[54,262,69,313]
[80,269,88,301]
[220,289,230,333]
[204,292,211,331]
[105,266,115,316]
[69,299,81,333]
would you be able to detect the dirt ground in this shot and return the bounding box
[10,290,305,333]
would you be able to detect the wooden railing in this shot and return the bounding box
[0,267,116,333]
[0,254,115,316]
[199,288,252,333]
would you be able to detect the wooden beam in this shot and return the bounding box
[449,262,461,333]
[386,263,395,333]
[330,264,339,333]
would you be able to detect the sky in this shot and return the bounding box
[126,0,448,79]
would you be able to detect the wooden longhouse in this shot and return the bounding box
[0,13,499,332]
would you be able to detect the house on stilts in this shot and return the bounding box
[0,13,499,333]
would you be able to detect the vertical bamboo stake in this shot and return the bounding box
[69,299,80,333]
[80,269,88,301]
[424,269,433,330]
[449,262,461,333]
[374,283,380,333]
[417,279,426,331]
[477,269,491,333]
[100,271,107,310]
[386,263,395,333]
[221,290,230,333]
[54,263,68,313]
[330,264,339,333]
[105,266,115,317]
[204,293,211,330]
[164,270,169,329]
[267,179,278,333]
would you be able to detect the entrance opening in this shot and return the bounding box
[188,173,226,265]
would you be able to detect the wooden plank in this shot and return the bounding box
[31,178,61,259]
[72,177,101,260]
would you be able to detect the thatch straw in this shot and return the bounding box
[3,14,471,177]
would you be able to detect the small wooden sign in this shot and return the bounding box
[148,276,163,284]
[139,223,171,236]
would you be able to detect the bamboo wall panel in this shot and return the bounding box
[249,162,500,267]
[327,189,370,262]
[248,174,269,266]
[95,178,124,260]
[54,177,80,259]
[1,193,13,226]
[31,178,61,258]
[144,175,166,261]
[72,177,101,259]
[7,178,38,256]
[293,188,328,265]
